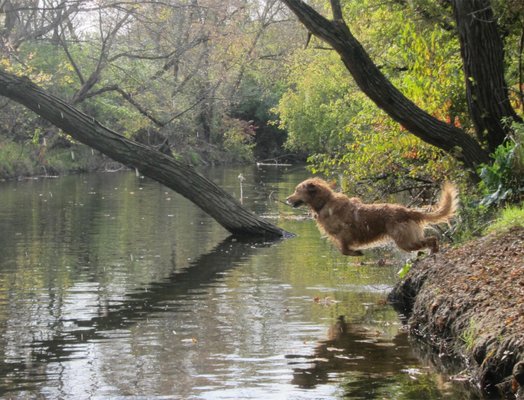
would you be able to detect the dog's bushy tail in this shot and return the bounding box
[423,182,459,224]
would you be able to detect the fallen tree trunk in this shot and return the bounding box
[0,69,288,238]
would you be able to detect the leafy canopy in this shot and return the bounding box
[273,0,521,193]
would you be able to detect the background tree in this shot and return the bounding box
[452,0,521,152]
[0,0,300,177]
[3,0,522,198]
[278,0,523,180]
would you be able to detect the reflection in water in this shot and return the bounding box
[0,168,475,399]
[288,316,456,399]
[0,237,274,380]
[289,316,413,387]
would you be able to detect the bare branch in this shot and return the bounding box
[71,8,133,104]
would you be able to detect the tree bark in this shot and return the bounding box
[452,0,521,153]
[0,69,288,238]
[281,0,491,170]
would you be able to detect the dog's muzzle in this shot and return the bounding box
[286,197,304,208]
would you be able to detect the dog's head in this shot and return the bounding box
[286,178,333,209]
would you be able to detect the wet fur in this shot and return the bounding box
[286,178,458,256]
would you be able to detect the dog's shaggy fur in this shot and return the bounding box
[286,178,458,255]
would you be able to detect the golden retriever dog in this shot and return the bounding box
[286,178,458,255]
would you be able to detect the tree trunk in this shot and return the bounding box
[0,69,288,238]
[281,0,491,171]
[452,0,522,153]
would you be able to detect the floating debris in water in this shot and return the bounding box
[313,296,339,306]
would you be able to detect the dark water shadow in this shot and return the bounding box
[288,316,416,387]
[0,236,280,392]
[288,316,477,399]
[407,337,482,399]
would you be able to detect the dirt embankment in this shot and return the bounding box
[389,226,524,399]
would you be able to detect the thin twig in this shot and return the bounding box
[269,191,291,206]
[519,25,524,114]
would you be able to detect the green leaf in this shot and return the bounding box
[397,261,413,279]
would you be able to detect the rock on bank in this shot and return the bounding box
[389,227,524,399]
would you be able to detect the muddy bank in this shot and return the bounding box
[389,226,524,399]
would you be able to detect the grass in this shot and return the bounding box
[484,203,524,234]
[460,318,478,351]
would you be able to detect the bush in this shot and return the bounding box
[478,120,524,206]
[221,117,255,163]
[0,141,37,179]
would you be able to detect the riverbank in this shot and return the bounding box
[0,139,299,181]
[389,226,524,399]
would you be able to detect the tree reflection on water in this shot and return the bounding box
[288,316,471,399]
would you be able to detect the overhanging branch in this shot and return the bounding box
[280,0,490,170]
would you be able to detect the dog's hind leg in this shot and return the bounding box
[423,236,439,253]
[397,236,439,253]
[390,222,439,253]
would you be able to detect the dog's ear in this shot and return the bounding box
[306,182,317,192]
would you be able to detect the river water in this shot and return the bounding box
[0,166,474,399]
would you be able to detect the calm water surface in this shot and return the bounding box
[0,166,473,399]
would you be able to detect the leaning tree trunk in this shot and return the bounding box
[452,0,522,153]
[0,69,288,238]
[281,0,490,171]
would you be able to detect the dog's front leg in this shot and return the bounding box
[342,248,364,256]
[337,239,363,256]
